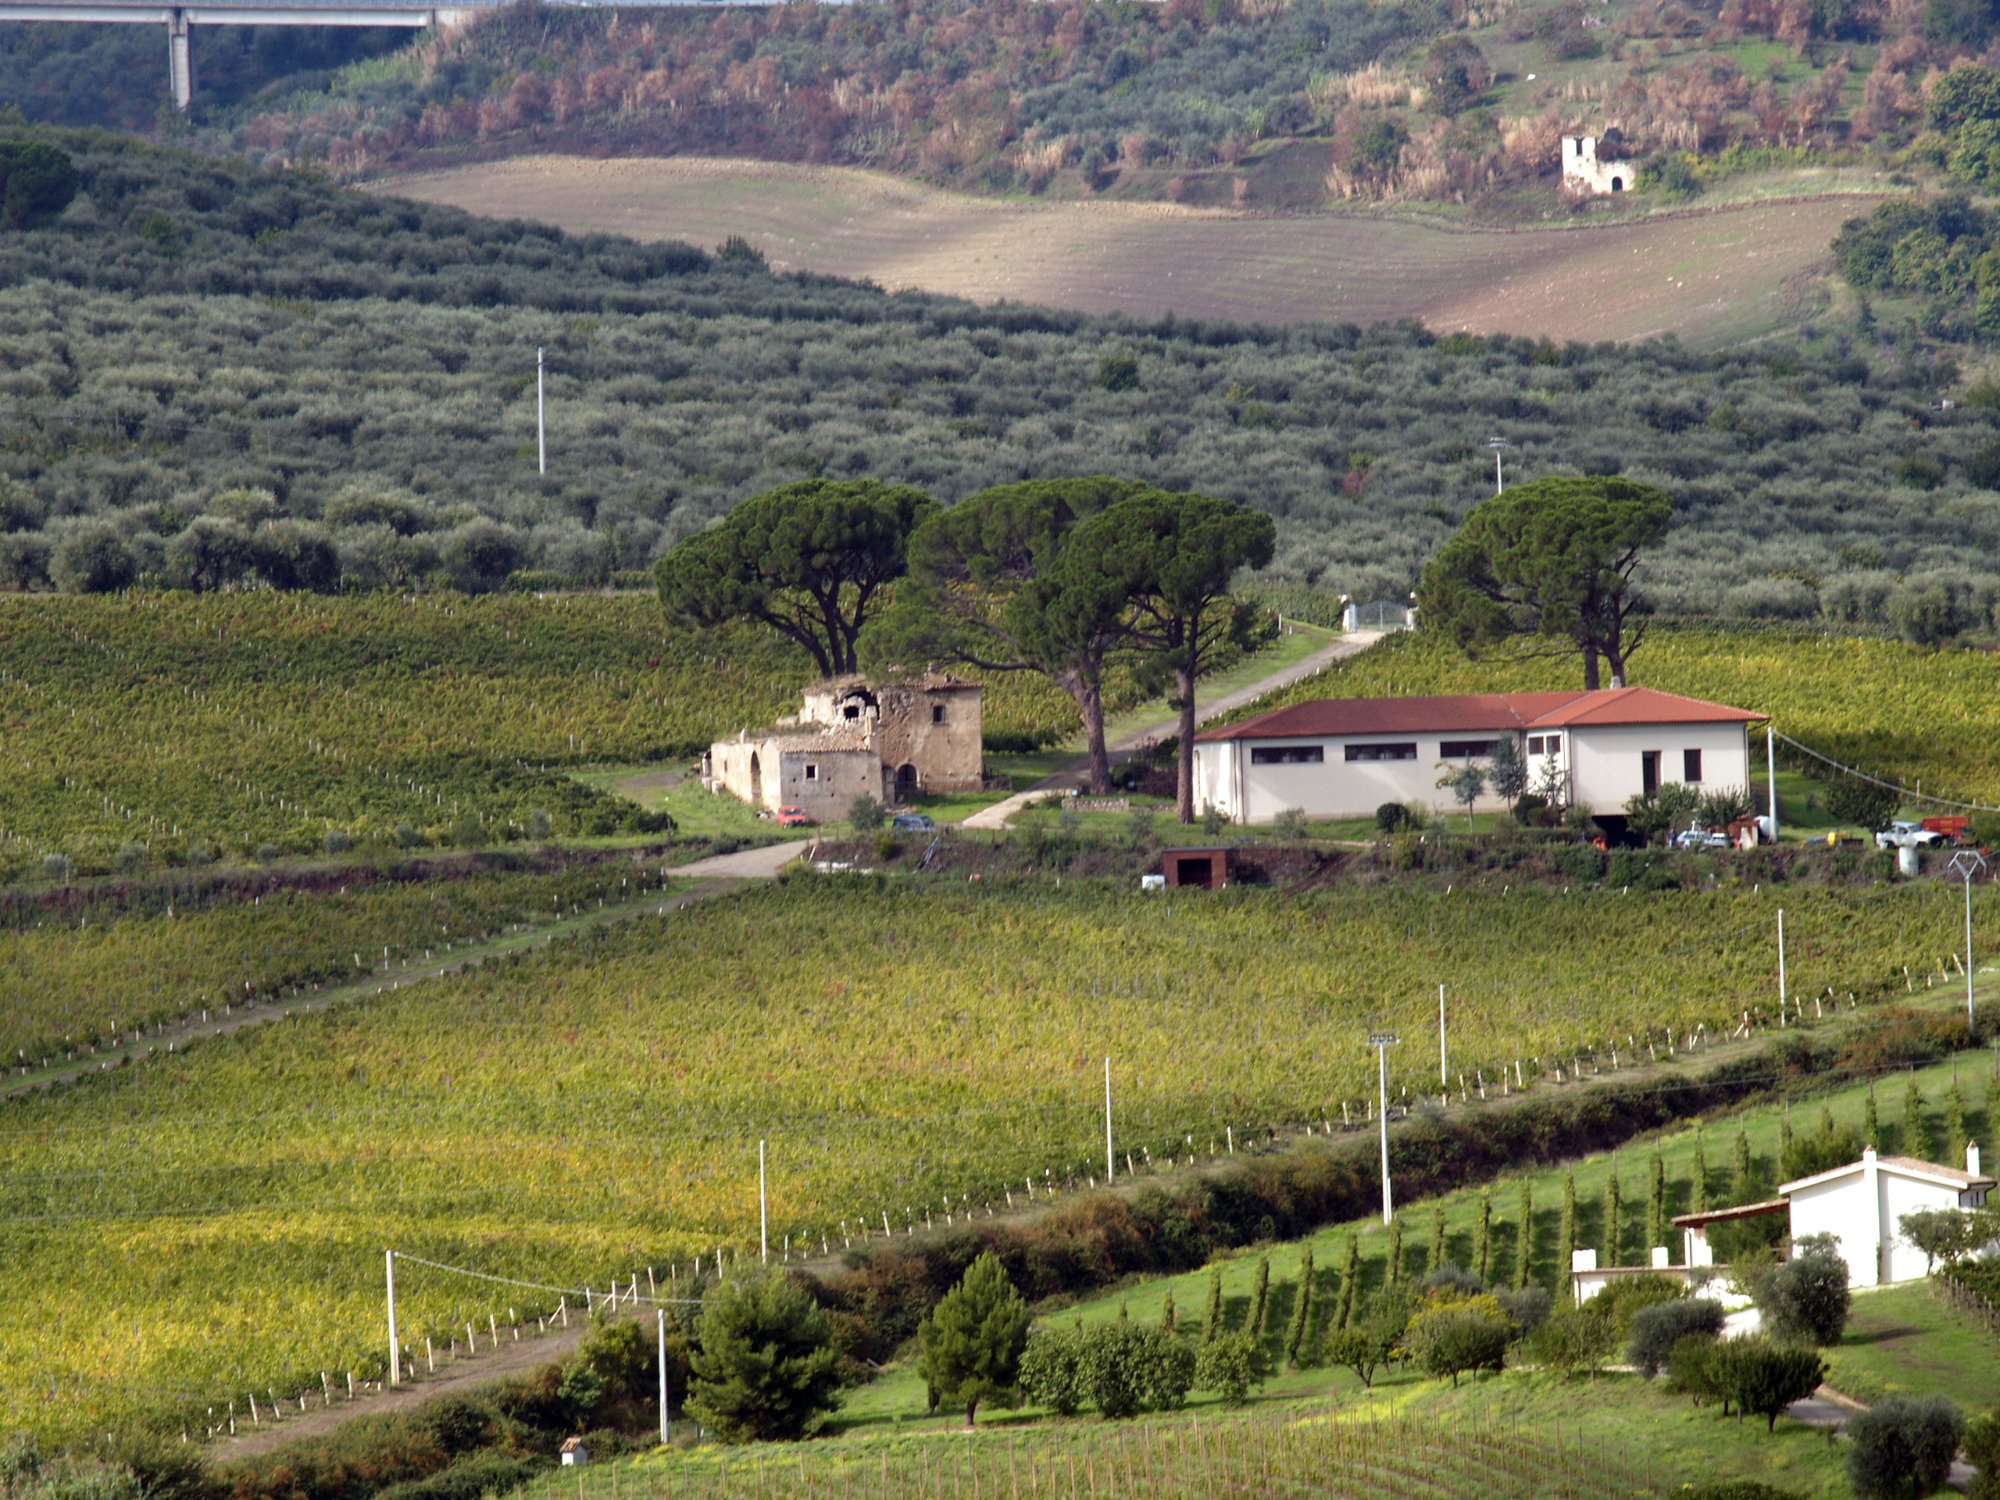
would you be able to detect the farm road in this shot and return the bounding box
[962,628,1383,829]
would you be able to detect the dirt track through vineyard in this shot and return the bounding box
[379,156,1883,345]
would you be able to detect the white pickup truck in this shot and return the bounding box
[1875,821,1944,851]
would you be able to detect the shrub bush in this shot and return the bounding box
[1529,1301,1617,1378]
[1193,1331,1270,1404]
[1628,1297,1725,1377]
[1402,1294,1512,1387]
[1846,1395,1964,1499]
[1758,1234,1851,1345]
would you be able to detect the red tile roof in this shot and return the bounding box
[1198,687,1760,742]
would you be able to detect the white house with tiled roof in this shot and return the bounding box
[1192,686,1763,825]
[1780,1145,1994,1288]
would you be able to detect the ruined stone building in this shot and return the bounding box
[704,674,983,819]
[1561,134,1635,196]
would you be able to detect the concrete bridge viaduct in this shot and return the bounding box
[0,0,747,112]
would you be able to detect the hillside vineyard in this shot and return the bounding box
[1,135,1997,622]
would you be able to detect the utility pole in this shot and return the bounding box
[657,1308,670,1446]
[536,348,547,476]
[1103,1056,1114,1183]
[759,1139,768,1265]
[1438,984,1447,1087]
[1766,725,1779,842]
[385,1249,399,1388]
[1777,908,1787,1021]
[1368,1033,1400,1224]
[1486,437,1510,495]
[1952,851,1987,1034]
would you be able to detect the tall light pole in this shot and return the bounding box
[1951,850,1987,1034]
[657,1308,670,1446]
[1486,437,1511,495]
[536,347,547,476]
[1438,985,1447,1087]
[385,1249,399,1388]
[1368,1032,1400,1224]
[758,1139,768,1265]
[1103,1056,1115,1183]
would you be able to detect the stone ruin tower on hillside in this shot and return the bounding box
[1561,134,1635,196]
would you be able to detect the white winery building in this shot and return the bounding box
[1192,686,1761,825]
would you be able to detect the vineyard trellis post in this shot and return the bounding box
[1438,984,1447,1087]
[657,1307,670,1446]
[760,1139,768,1266]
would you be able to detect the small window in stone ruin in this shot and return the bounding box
[804,764,818,781]
[932,705,946,724]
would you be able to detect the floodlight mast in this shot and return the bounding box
[1486,437,1510,495]
[1368,1032,1401,1223]
[1951,850,1987,1034]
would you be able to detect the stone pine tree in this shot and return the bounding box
[1602,1164,1622,1267]
[1250,1256,1271,1340]
[687,1273,844,1442]
[656,478,937,677]
[1337,1234,1361,1328]
[1560,1168,1577,1268]
[1515,1180,1534,1290]
[1204,1267,1224,1343]
[915,1252,1032,1429]
[1693,1135,1709,1214]
[1429,1205,1447,1273]
[1415,475,1673,690]
[1475,1189,1493,1283]
[1905,1074,1929,1159]
[1069,489,1276,821]
[1286,1249,1315,1368]
[872,477,1149,794]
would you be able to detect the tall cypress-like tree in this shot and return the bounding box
[1160,1289,1177,1334]
[1733,1125,1754,1201]
[1250,1256,1271,1340]
[1286,1248,1315,1367]
[1865,1082,1880,1149]
[1560,1168,1577,1267]
[1602,1164,1622,1267]
[1204,1267,1224,1343]
[1337,1234,1361,1329]
[1388,1216,1405,1288]
[1647,1144,1667,1256]
[1905,1073,1929,1159]
[1947,1073,1969,1165]
[1692,1134,1709,1214]
[1780,1103,1794,1169]
[1515,1180,1534,1290]
[1429,1204,1447,1273]
[1475,1189,1493,1283]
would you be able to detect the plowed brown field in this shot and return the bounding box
[379,155,1884,345]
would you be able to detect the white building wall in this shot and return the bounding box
[1881,1173,1960,1284]
[773,748,880,821]
[1201,734,1520,825]
[1788,1176,1878,1288]
[1568,723,1751,815]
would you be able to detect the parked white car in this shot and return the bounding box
[1673,827,1731,850]
[1875,821,1943,850]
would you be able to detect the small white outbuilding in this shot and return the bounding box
[1779,1144,1993,1288]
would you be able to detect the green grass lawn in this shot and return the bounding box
[1823,1279,2000,1405]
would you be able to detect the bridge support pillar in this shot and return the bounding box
[167,7,192,110]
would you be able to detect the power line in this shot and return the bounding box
[1776,730,2000,817]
